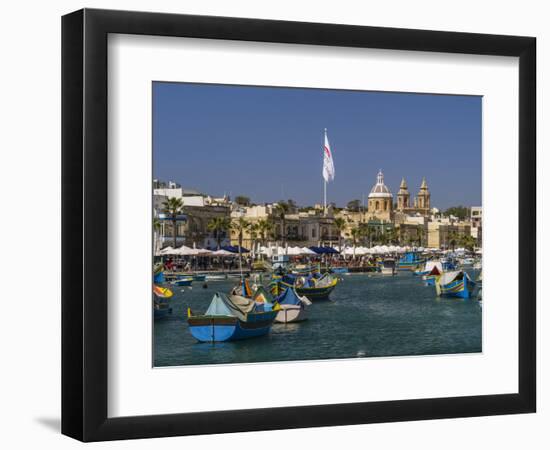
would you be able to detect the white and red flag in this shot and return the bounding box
[322,129,335,183]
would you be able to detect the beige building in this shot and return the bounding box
[230,204,340,249]
[427,220,472,249]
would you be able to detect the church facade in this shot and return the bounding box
[365,170,431,221]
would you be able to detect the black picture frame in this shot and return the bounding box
[62,8,536,442]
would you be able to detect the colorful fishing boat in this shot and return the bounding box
[440,258,457,271]
[172,276,193,287]
[378,258,396,275]
[252,286,276,310]
[421,261,443,286]
[178,273,206,282]
[232,278,253,298]
[435,270,476,299]
[187,292,278,342]
[153,284,173,298]
[271,273,338,301]
[274,286,311,323]
[205,273,228,281]
[397,252,425,271]
[153,262,165,283]
[153,299,172,319]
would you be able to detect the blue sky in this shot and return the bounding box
[153,82,481,210]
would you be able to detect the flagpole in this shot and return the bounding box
[324,128,327,215]
[323,179,327,215]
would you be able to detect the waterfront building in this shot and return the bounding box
[427,220,472,250]
[230,204,340,249]
[153,182,231,249]
[470,206,482,245]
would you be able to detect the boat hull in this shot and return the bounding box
[275,304,308,323]
[173,277,193,286]
[188,311,277,342]
[153,271,165,283]
[437,274,476,298]
[295,282,336,301]
[422,274,437,286]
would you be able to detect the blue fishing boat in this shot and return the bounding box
[397,252,425,271]
[187,292,278,342]
[331,267,349,275]
[153,262,165,283]
[441,258,457,271]
[435,270,476,299]
[179,273,206,282]
[172,276,193,287]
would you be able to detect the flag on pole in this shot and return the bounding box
[322,129,335,183]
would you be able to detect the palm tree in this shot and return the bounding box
[348,226,363,259]
[333,217,347,252]
[459,234,476,251]
[231,217,251,274]
[249,223,259,258]
[416,225,424,247]
[274,201,290,246]
[255,219,274,248]
[207,216,231,249]
[162,197,184,248]
[448,231,460,251]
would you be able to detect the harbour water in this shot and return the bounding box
[154,271,482,367]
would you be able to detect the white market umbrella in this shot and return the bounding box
[211,249,235,256]
[159,246,177,255]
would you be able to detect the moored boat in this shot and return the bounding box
[153,262,165,283]
[153,300,172,319]
[397,252,425,271]
[172,276,193,287]
[378,258,396,275]
[205,273,228,281]
[435,270,476,299]
[153,284,173,298]
[421,261,443,286]
[187,292,278,342]
[273,286,311,323]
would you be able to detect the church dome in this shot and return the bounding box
[368,170,393,198]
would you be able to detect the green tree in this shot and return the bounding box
[444,205,470,220]
[162,197,184,248]
[448,231,460,251]
[207,216,231,249]
[333,217,347,251]
[231,217,252,272]
[346,199,361,212]
[459,234,477,251]
[255,219,274,247]
[348,226,364,259]
[274,201,291,246]
[234,195,251,206]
